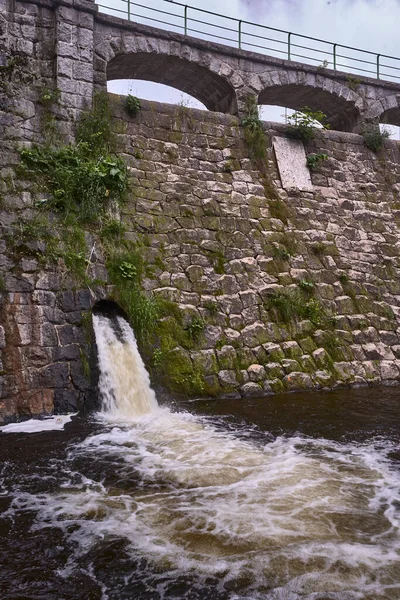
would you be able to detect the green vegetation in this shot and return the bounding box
[306,153,328,170]
[268,198,290,224]
[185,316,205,343]
[298,279,315,293]
[203,299,219,315]
[266,288,329,328]
[124,94,141,117]
[39,87,60,107]
[362,125,390,153]
[310,242,326,257]
[206,249,226,274]
[20,93,128,225]
[0,274,5,293]
[346,75,361,91]
[223,158,239,173]
[106,248,161,348]
[286,107,329,142]
[273,245,290,262]
[241,96,266,159]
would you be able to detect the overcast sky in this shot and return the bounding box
[106,0,400,133]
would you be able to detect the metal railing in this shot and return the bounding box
[96,0,400,83]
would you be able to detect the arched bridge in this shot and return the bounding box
[3,0,400,133]
[93,6,400,132]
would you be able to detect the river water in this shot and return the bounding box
[1,313,400,600]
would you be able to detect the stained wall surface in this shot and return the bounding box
[2,0,400,422]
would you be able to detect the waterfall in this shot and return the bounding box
[92,312,158,419]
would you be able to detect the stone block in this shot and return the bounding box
[262,342,285,361]
[241,382,263,397]
[0,326,5,349]
[242,322,270,347]
[217,345,237,370]
[39,363,70,388]
[218,370,238,388]
[283,372,312,391]
[281,341,302,359]
[192,350,218,374]
[247,364,266,382]
[380,361,399,380]
[54,389,79,413]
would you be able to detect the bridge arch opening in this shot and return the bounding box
[107,80,207,111]
[106,53,237,115]
[258,84,360,132]
[380,109,400,132]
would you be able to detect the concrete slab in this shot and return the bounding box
[273,137,313,191]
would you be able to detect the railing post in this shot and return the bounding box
[238,20,242,49]
[333,43,337,70]
[127,0,130,21]
[184,5,187,35]
[377,54,380,79]
[288,32,291,60]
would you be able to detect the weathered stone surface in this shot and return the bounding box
[4,14,400,422]
[241,382,263,397]
[283,372,313,391]
[247,364,266,382]
[218,370,238,387]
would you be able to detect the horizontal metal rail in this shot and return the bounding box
[96,0,400,83]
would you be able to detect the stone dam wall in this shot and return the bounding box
[113,100,400,397]
[2,93,400,422]
[2,0,400,422]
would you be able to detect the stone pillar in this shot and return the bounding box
[0,0,8,58]
[54,0,97,128]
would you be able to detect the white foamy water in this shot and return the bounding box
[0,413,77,434]
[11,313,400,599]
[93,313,158,419]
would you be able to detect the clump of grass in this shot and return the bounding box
[203,300,219,315]
[241,96,266,159]
[310,242,326,257]
[269,198,290,224]
[362,125,390,153]
[273,245,290,261]
[100,218,126,241]
[185,316,205,343]
[206,249,225,274]
[223,158,239,173]
[267,290,327,327]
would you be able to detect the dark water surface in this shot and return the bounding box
[1,387,400,600]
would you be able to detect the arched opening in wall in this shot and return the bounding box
[106,53,237,114]
[258,104,296,125]
[93,299,128,322]
[379,110,400,140]
[258,84,360,132]
[107,80,207,111]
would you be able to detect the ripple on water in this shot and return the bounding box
[4,407,399,600]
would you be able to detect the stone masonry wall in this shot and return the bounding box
[113,98,400,398]
[0,0,98,423]
[2,0,400,422]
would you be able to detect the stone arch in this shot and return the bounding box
[92,299,128,321]
[97,35,238,115]
[367,94,400,127]
[257,71,363,132]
